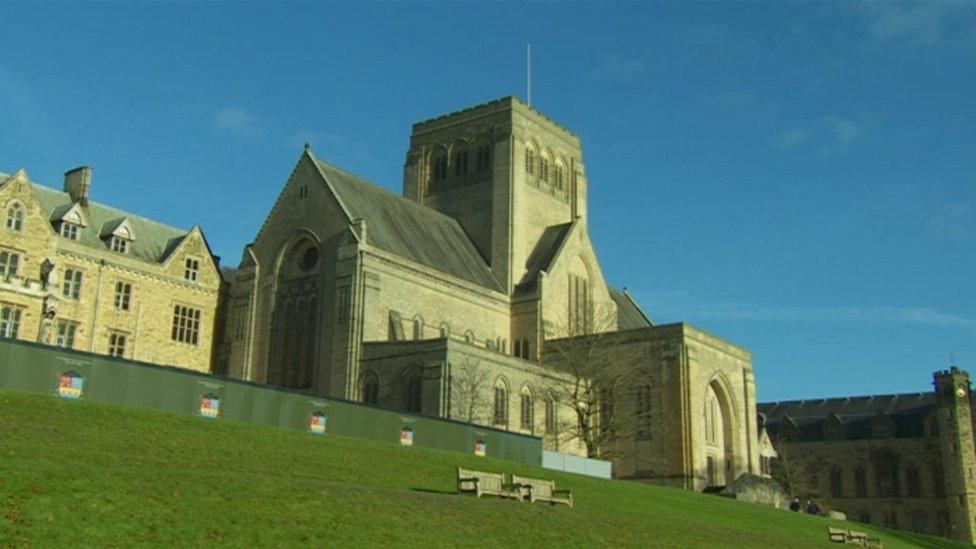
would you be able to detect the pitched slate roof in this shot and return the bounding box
[610,288,653,329]
[313,159,503,293]
[521,223,573,287]
[1,172,191,264]
[759,392,938,441]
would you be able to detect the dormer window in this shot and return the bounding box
[185,258,200,283]
[60,222,79,240]
[110,236,130,254]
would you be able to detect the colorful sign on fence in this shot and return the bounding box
[199,394,220,419]
[310,412,327,435]
[474,439,487,457]
[57,371,84,399]
[400,426,414,447]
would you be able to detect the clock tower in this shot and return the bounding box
[934,366,976,543]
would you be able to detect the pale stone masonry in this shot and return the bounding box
[220,96,762,485]
[759,367,976,543]
[0,168,221,372]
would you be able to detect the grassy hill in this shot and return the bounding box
[0,390,962,547]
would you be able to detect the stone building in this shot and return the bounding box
[759,367,976,543]
[220,96,761,489]
[0,167,222,372]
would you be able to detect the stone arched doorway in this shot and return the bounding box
[703,378,736,488]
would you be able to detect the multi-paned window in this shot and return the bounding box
[454,149,469,176]
[432,155,448,181]
[60,222,80,240]
[108,332,127,357]
[110,236,130,254]
[520,389,534,431]
[184,258,200,283]
[0,305,22,338]
[545,397,557,434]
[55,320,78,348]
[475,145,491,172]
[62,269,83,300]
[171,305,201,345]
[5,203,23,232]
[555,164,564,190]
[114,281,132,311]
[493,383,508,426]
[0,251,20,278]
[525,147,535,175]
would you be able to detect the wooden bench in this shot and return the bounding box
[828,527,882,548]
[511,474,573,508]
[457,467,522,500]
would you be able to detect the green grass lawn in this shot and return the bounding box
[0,390,963,547]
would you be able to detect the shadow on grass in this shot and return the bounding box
[410,488,457,496]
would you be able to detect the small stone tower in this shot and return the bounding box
[933,366,976,543]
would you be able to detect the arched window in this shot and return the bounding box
[439,322,450,339]
[493,378,509,426]
[545,395,557,434]
[405,370,423,413]
[463,330,474,344]
[453,143,469,176]
[830,466,843,497]
[540,153,550,184]
[520,386,534,431]
[412,316,423,340]
[554,161,565,191]
[525,145,535,175]
[5,203,24,232]
[475,143,491,172]
[362,372,379,405]
[431,148,448,182]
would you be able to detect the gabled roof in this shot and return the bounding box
[312,159,503,293]
[4,172,192,264]
[610,288,653,329]
[759,392,938,441]
[521,222,573,285]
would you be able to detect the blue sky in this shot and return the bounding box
[1,2,973,402]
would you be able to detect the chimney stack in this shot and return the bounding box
[64,166,93,206]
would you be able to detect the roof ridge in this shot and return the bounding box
[760,391,932,407]
[313,158,478,229]
[30,181,189,237]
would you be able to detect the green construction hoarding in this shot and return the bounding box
[0,339,542,464]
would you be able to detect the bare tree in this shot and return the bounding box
[451,355,491,424]
[541,305,647,459]
[771,444,813,497]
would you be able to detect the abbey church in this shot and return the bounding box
[218,96,761,490]
[7,95,976,541]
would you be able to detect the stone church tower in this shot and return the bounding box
[219,96,760,489]
[934,368,976,542]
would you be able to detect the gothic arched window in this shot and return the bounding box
[362,372,379,405]
[453,143,469,176]
[540,153,550,184]
[412,316,423,340]
[525,146,535,176]
[554,161,565,191]
[493,378,509,427]
[405,370,423,413]
[5,202,24,232]
[520,386,534,432]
